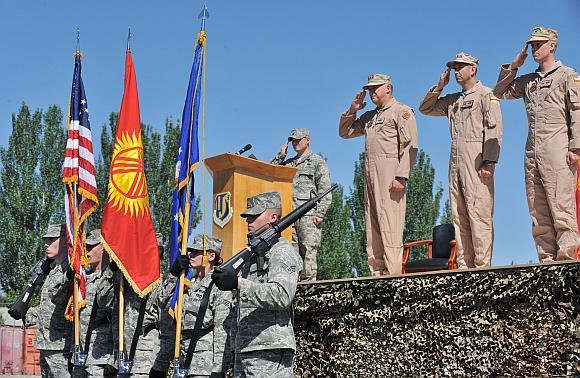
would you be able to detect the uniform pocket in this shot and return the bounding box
[569,86,580,109]
[398,123,411,146]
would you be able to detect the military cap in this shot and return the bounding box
[527,26,558,43]
[187,234,222,254]
[287,128,310,141]
[446,52,479,68]
[240,191,282,217]
[363,74,391,89]
[42,223,66,238]
[86,229,101,246]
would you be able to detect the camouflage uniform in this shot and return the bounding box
[235,237,302,377]
[147,275,176,375]
[165,235,235,377]
[271,128,332,281]
[111,272,158,377]
[235,192,303,377]
[81,268,115,376]
[34,258,73,377]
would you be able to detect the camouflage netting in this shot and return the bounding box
[294,262,580,377]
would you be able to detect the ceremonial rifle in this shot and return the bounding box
[219,183,338,274]
[8,257,53,320]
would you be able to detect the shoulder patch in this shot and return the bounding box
[574,75,580,85]
[490,95,500,103]
[402,110,411,120]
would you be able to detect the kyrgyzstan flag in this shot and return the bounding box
[101,50,160,297]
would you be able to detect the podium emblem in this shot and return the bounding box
[213,192,233,228]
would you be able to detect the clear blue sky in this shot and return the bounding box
[1,1,579,266]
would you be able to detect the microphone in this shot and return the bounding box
[236,144,252,155]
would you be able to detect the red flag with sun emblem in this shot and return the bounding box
[101,50,160,297]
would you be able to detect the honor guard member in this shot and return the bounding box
[115,233,165,377]
[211,192,303,377]
[33,224,73,377]
[167,234,234,377]
[271,128,332,281]
[339,74,419,275]
[420,52,503,268]
[148,234,179,377]
[81,229,115,376]
[493,27,580,261]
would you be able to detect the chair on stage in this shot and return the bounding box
[402,224,458,274]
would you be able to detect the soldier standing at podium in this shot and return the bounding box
[271,128,332,281]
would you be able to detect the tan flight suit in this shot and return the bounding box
[494,61,580,261]
[340,98,418,275]
[420,81,503,268]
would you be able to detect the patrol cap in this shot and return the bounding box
[446,52,479,68]
[187,234,222,254]
[527,26,558,44]
[42,223,66,238]
[86,229,101,246]
[363,74,391,89]
[240,192,281,217]
[287,128,310,141]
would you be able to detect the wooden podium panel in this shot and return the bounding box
[204,153,296,262]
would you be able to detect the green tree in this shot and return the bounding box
[347,152,370,277]
[404,149,444,259]
[0,103,65,299]
[440,198,452,224]
[90,112,118,230]
[317,184,355,280]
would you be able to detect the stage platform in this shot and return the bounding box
[294,261,580,377]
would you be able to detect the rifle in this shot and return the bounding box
[8,257,53,320]
[217,183,337,275]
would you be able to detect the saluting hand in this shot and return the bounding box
[348,90,366,115]
[509,44,528,70]
[435,68,451,91]
[279,142,288,157]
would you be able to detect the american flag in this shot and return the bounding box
[62,52,98,319]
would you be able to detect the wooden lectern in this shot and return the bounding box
[204,153,296,262]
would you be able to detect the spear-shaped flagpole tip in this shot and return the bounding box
[127,28,131,51]
[198,5,209,31]
[75,28,81,57]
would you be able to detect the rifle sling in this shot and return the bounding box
[128,294,149,362]
[183,282,214,370]
[83,294,100,355]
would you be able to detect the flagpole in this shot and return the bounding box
[173,194,191,362]
[173,5,209,377]
[72,30,81,355]
[71,35,85,370]
[119,275,125,355]
[116,30,130,376]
